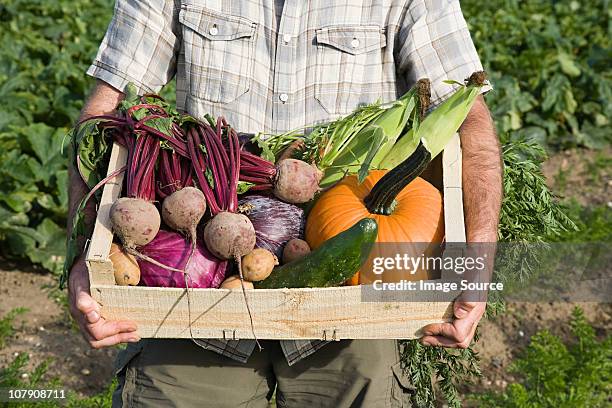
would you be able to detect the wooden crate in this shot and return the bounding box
[86,134,465,340]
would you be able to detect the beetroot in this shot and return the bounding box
[104,98,176,251]
[162,186,207,240]
[187,118,257,261]
[273,159,320,204]
[110,197,160,248]
[235,147,321,203]
[203,212,256,260]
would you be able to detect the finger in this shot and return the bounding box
[89,331,141,349]
[422,320,478,349]
[421,335,460,348]
[422,314,477,343]
[69,294,100,325]
[75,291,100,316]
[454,300,477,319]
[87,320,138,341]
[421,322,461,342]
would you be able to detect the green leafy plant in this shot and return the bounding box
[399,339,482,407]
[0,0,113,272]
[498,137,576,243]
[463,0,611,150]
[0,0,175,273]
[399,134,576,407]
[585,152,612,185]
[552,201,612,242]
[492,135,577,298]
[1,352,116,408]
[472,307,611,407]
[0,307,27,349]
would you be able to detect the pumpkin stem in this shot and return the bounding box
[364,141,431,215]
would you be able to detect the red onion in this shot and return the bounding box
[238,195,305,258]
[138,230,228,288]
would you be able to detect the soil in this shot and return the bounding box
[0,262,117,397]
[541,146,611,207]
[0,148,609,402]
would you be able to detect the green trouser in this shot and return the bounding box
[112,339,414,407]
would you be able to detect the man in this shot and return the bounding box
[68,0,502,406]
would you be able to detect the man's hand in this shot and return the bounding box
[420,95,501,349]
[68,256,140,348]
[420,300,485,348]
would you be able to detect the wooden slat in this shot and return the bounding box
[441,134,466,281]
[442,134,466,243]
[86,142,128,288]
[91,284,455,339]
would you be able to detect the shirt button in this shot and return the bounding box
[282,34,292,44]
[209,25,219,36]
[279,93,289,103]
[350,38,360,49]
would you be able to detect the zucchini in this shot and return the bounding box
[364,141,431,215]
[255,218,378,288]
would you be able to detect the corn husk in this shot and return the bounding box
[379,73,487,169]
[318,86,423,187]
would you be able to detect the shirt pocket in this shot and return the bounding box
[179,5,257,104]
[315,25,387,115]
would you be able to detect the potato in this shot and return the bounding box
[220,275,254,289]
[109,243,140,286]
[282,238,311,264]
[241,248,278,281]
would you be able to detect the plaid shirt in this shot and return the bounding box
[88,0,488,365]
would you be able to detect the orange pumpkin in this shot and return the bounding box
[306,166,444,284]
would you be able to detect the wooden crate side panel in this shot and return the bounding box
[442,134,466,243]
[92,285,454,340]
[86,142,128,288]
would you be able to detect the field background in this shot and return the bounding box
[0,0,609,406]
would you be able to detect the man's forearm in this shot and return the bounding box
[420,96,501,344]
[459,96,502,244]
[67,81,124,248]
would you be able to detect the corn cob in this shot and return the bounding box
[379,72,487,169]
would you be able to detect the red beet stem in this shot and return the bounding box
[76,115,127,128]
[227,125,239,212]
[187,127,220,214]
[230,146,276,192]
[199,125,227,210]
[135,123,189,157]
[239,175,273,184]
[248,184,274,191]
